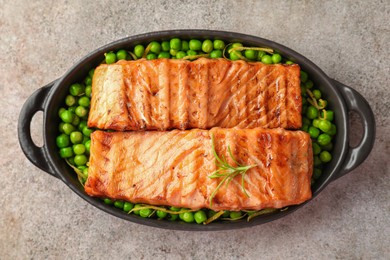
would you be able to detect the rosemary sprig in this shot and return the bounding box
[65,159,87,186]
[306,89,327,110]
[209,135,257,208]
[222,43,274,61]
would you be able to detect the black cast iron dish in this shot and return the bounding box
[18,30,375,231]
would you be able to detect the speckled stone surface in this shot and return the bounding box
[1,0,389,259]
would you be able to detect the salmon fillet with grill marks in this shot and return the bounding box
[88,58,301,131]
[85,128,312,211]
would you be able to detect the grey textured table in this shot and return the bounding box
[1,0,389,259]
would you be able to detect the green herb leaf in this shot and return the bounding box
[209,135,257,208]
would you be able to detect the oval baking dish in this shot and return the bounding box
[18,30,375,231]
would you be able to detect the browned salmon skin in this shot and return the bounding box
[88,58,302,131]
[85,128,312,211]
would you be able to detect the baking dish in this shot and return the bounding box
[18,30,375,230]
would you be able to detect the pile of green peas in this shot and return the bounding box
[57,38,335,224]
[300,71,336,182]
[104,38,283,64]
[57,69,95,184]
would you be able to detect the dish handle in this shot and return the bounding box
[332,79,376,180]
[18,81,59,178]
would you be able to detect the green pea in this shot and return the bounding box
[59,122,65,133]
[244,49,257,60]
[308,126,320,138]
[257,51,266,60]
[78,96,90,107]
[149,41,161,54]
[312,143,322,155]
[202,39,213,53]
[313,156,322,166]
[306,106,318,119]
[56,134,70,148]
[312,89,321,99]
[158,51,170,59]
[75,106,88,118]
[60,110,74,123]
[181,40,189,51]
[85,85,92,97]
[194,210,207,224]
[168,206,180,220]
[134,45,145,58]
[116,49,128,60]
[59,147,73,158]
[210,50,222,58]
[78,120,87,131]
[82,126,93,137]
[170,206,181,212]
[103,198,113,205]
[82,135,89,144]
[71,115,80,126]
[318,120,332,133]
[132,204,142,215]
[231,43,243,48]
[285,60,294,64]
[300,71,308,83]
[321,110,334,121]
[305,80,314,89]
[62,123,75,135]
[68,106,77,114]
[105,52,116,64]
[156,210,168,219]
[74,154,87,166]
[140,208,152,218]
[327,124,337,136]
[180,212,194,223]
[313,168,322,179]
[114,200,124,209]
[69,83,84,96]
[123,202,134,212]
[261,55,273,64]
[70,131,83,144]
[85,140,91,153]
[187,50,197,56]
[312,119,321,128]
[73,143,86,155]
[58,108,66,117]
[320,151,332,163]
[271,53,282,64]
[161,41,170,52]
[229,51,241,61]
[82,167,88,178]
[213,40,225,50]
[230,211,242,219]
[169,49,178,56]
[146,53,157,60]
[168,213,178,221]
[189,39,202,51]
[65,95,77,107]
[68,158,75,166]
[170,38,181,51]
[317,133,331,146]
[176,51,187,59]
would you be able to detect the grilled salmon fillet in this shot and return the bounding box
[85,128,312,211]
[88,58,301,131]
